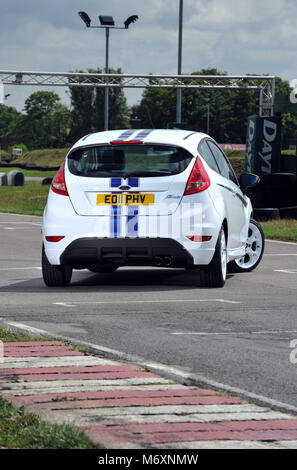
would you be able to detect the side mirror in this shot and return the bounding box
[239,172,260,194]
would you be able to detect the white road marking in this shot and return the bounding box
[74,410,293,426]
[0,267,41,271]
[0,356,120,368]
[274,269,297,274]
[265,254,297,256]
[156,441,282,449]
[35,404,267,417]
[172,329,297,336]
[266,239,297,246]
[0,377,173,393]
[0,384,181,396]
[3,320,297,415]
[53,299,241,308]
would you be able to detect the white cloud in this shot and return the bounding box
[0,0,296,111]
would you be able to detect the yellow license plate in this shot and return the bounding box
[97,193,155,206]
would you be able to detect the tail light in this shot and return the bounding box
[51,160,68,196]
[45,236,65,242]
[184,157,210,195]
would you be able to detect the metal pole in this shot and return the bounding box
[104,27,109,131]
[176,0,183,123]
[207,102,210,134]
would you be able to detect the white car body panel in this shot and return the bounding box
[43,129,252,272]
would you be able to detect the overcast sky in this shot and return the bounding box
[0,0,296,111]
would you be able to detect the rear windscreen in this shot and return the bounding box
[67,144,193,178]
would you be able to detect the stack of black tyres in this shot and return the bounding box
[247,172,297,221]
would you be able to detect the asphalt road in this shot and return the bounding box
[0,212,297,410]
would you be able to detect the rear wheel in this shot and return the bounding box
[42,245,72,287]
[198,228,227,288]
[228,219,264,273]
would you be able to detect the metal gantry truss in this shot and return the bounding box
[0,70,275,116]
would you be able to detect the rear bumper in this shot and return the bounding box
[60,237,194,268]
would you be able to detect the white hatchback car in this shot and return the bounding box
[42,129,264,288]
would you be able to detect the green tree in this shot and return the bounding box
[0,104,22,137]
[68,68,130,142]
[7,91,71,149]
[135,69,288,143]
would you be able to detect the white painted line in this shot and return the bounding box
[0,377,172,393]
[53,298,241,308]
[3,320,297,415]
[265,254,297,256]
[75,410,293,426]
[274,269,297,274]
[0,212,41,219]
[156,440,281,449]
[0,356,120,368]
[266,239,297,246]
[172,329,297,336]
[0,384,181,396]
[0,267,41,271]
[36,404,268,417]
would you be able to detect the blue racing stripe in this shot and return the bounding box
[116,129,136,141]
[127,177,139,236]
[133,129,153,140]
[127,177,139,188]
[110,178,122,237]
[110,177,121,188]
[110,204,122,237]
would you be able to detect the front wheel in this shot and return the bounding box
[228,218,264,273]
[42,245,72,287]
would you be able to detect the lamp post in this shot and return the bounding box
[204,98,210,134]
[78,12,138,131]
[176,0,183,123]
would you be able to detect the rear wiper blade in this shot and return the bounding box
[123,170,172,178]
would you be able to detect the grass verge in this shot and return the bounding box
[261,218,297,242]
[0,327,51,343]
[0,397,99,449]
[0,326,100,449]
[0,181,48,216]
[14,148,69,167]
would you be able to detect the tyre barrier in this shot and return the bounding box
[0,161,59,171]
[279,206,297,220]
[253,208,279,222]
[42,177,53,185]
[262,172,297,208]
[261,172,296,189]
[6,170,25,186]
[0,172,8,186]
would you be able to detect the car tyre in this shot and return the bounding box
[42,245,72,287]
[198,227,227,288]
[228,219,264,273]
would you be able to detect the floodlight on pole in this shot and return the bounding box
[78,11,138,131]
[78,11,91,27]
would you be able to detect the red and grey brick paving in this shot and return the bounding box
[1,340,297,449]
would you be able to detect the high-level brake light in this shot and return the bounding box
[110,140,143,145]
